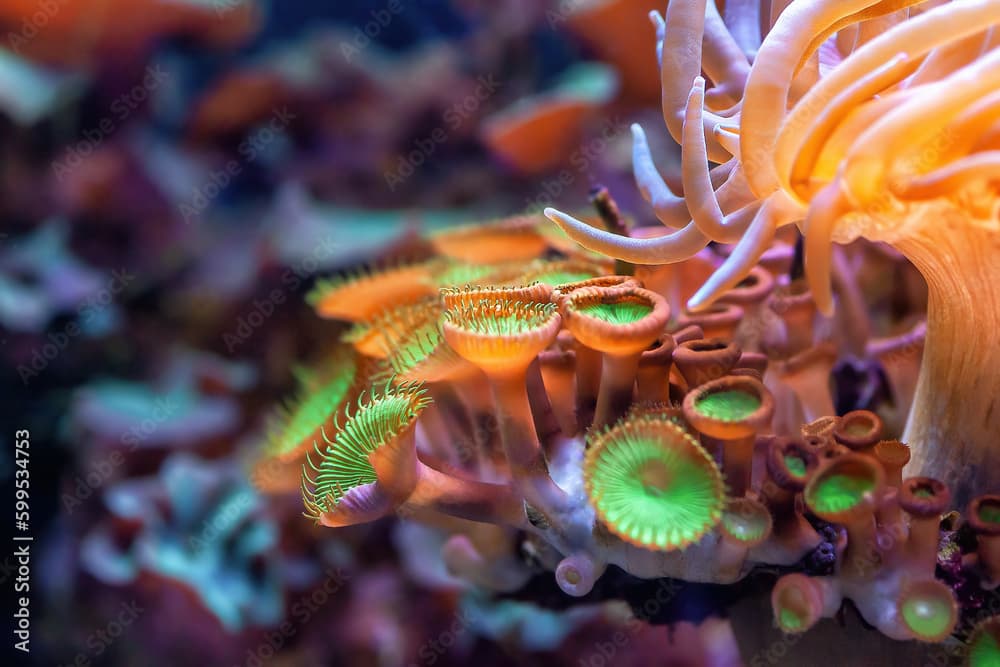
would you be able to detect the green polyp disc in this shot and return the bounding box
[722,502,770,544]
[695,390,761,422]
[899,585,955,642]
[979,501,1000,526]
[807,472,875,515]
[784,453,808,478]
[585,418,723,551]
[577,300,652,325]
[268,350,357,458]
[773,581,815,634]
[779,606,806,632]
[969,621,1000,666]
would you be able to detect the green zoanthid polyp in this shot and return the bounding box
[694,389,761,422]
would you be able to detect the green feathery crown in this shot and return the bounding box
[434,262,510,288]
[266,348,359,460]
[343,298,440,348]
[385,318,463,382]
[584,415,723,550]
[444,298,557,337]
[301,380,430,521]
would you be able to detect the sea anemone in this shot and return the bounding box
[519,258,609,288]
[480,63,619,174]
[832,409,884,453]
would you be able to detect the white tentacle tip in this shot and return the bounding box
[543,207,579,229]
[685,292,713,314]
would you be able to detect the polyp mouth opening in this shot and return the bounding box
[687,340,729,353]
